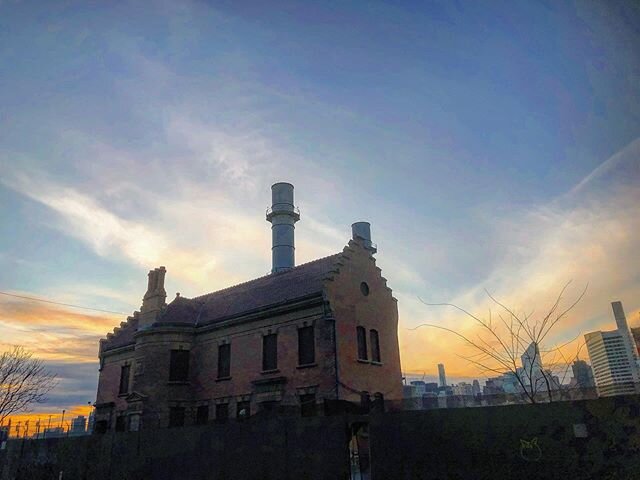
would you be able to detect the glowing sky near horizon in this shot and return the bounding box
[1,0,640,419]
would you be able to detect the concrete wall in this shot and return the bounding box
[2,396,639,479]
[370,395,640,480]
[0,416,349,480]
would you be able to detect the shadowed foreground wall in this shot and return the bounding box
[372,395,640,480]
[1,396,639,480]
[0,416,349,480]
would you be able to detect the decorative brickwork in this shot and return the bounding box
[95,239,403,431]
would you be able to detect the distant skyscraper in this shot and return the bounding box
[585,302,640,397]
[571,360,595,389]
[521,342,545,391]
[70,416,87,435]
[437,363,447,387]
[472,379,481,396]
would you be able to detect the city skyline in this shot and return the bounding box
[1,1,640,422]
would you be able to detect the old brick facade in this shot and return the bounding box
[95,205,402,432]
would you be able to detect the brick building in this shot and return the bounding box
[94,183,403,432]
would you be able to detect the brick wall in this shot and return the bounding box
[327,241,404,403]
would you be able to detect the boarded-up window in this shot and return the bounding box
[216,403,229,423]
[169,350,190,382]
[262,334,278,371]
[298,326,315,365]
[370,329,381,363]
[115,415,126,432]
[195,405,209,425]
[218,344,231,378]
[357,326,368,360]
[118,364,130,395]
[300,394,317,417]
[169,407,185,428]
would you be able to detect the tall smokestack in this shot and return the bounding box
[266,182,300,273]
[351,221,377,254]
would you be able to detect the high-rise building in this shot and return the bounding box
[585,302,640,397]
[70,416,87,435]
[437,364,447,387]
[472,379,481,396]
[521,342,545,391]
[571,360,595,389]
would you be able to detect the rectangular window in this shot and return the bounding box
[236,401,251,420]
[215,403,229,423]
[218,344,231,378]
[262,334,278,371]
[169,350,190,382]
[195,405,209,425]
[370,329,381,363]
[115,416,126,432]
[300,394,317,417]
[357,326,368,360]
[169,407,185,428]
[119,364,130,395]
[298,326,315,365]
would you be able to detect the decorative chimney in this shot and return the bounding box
[266,182,300,273]
[351,221,377,254]
[139,266,167,328]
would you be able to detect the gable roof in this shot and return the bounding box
[156,254,340,327]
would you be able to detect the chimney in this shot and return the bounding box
[139,266,167,328]
[266,182,300,273]
[351,221,377,254]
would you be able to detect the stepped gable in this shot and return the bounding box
[102,314,139,352]
[157,254,341,327]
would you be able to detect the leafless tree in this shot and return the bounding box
[413,281,587,404]
[0,346,57,425]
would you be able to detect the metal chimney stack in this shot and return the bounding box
[351,221,377,254]
[266,182,300,273]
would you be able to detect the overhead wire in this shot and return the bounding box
[0,291,129,316]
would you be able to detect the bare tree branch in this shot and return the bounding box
[0,346,57,425]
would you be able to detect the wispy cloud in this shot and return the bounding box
[397,138,640,378]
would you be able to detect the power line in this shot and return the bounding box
[0,291,130,316]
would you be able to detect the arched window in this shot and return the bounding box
[370,329,381,363]
[357,326,368,360]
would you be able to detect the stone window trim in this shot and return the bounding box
[295,385,319,396]
[296,363,318,370]
[235,393,252,402]
[214,396,231,405]
[134,360,145,376]
[217,338,231,346]
[259,327,281,337]
[295,319,317,329]
[194,399,210,407]
[261,368,281,375]
[215,375,232,382]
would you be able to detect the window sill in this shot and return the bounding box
[297,363,318,370]
[357,358,370,364]
[118,392,129,397]
[261,369,280,375]
[371,361,383,366]
[167,381,190,385]
[216,376,232,382]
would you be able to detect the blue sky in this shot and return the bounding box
[1,0,639,412]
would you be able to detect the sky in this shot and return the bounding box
[1,0,639,423]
